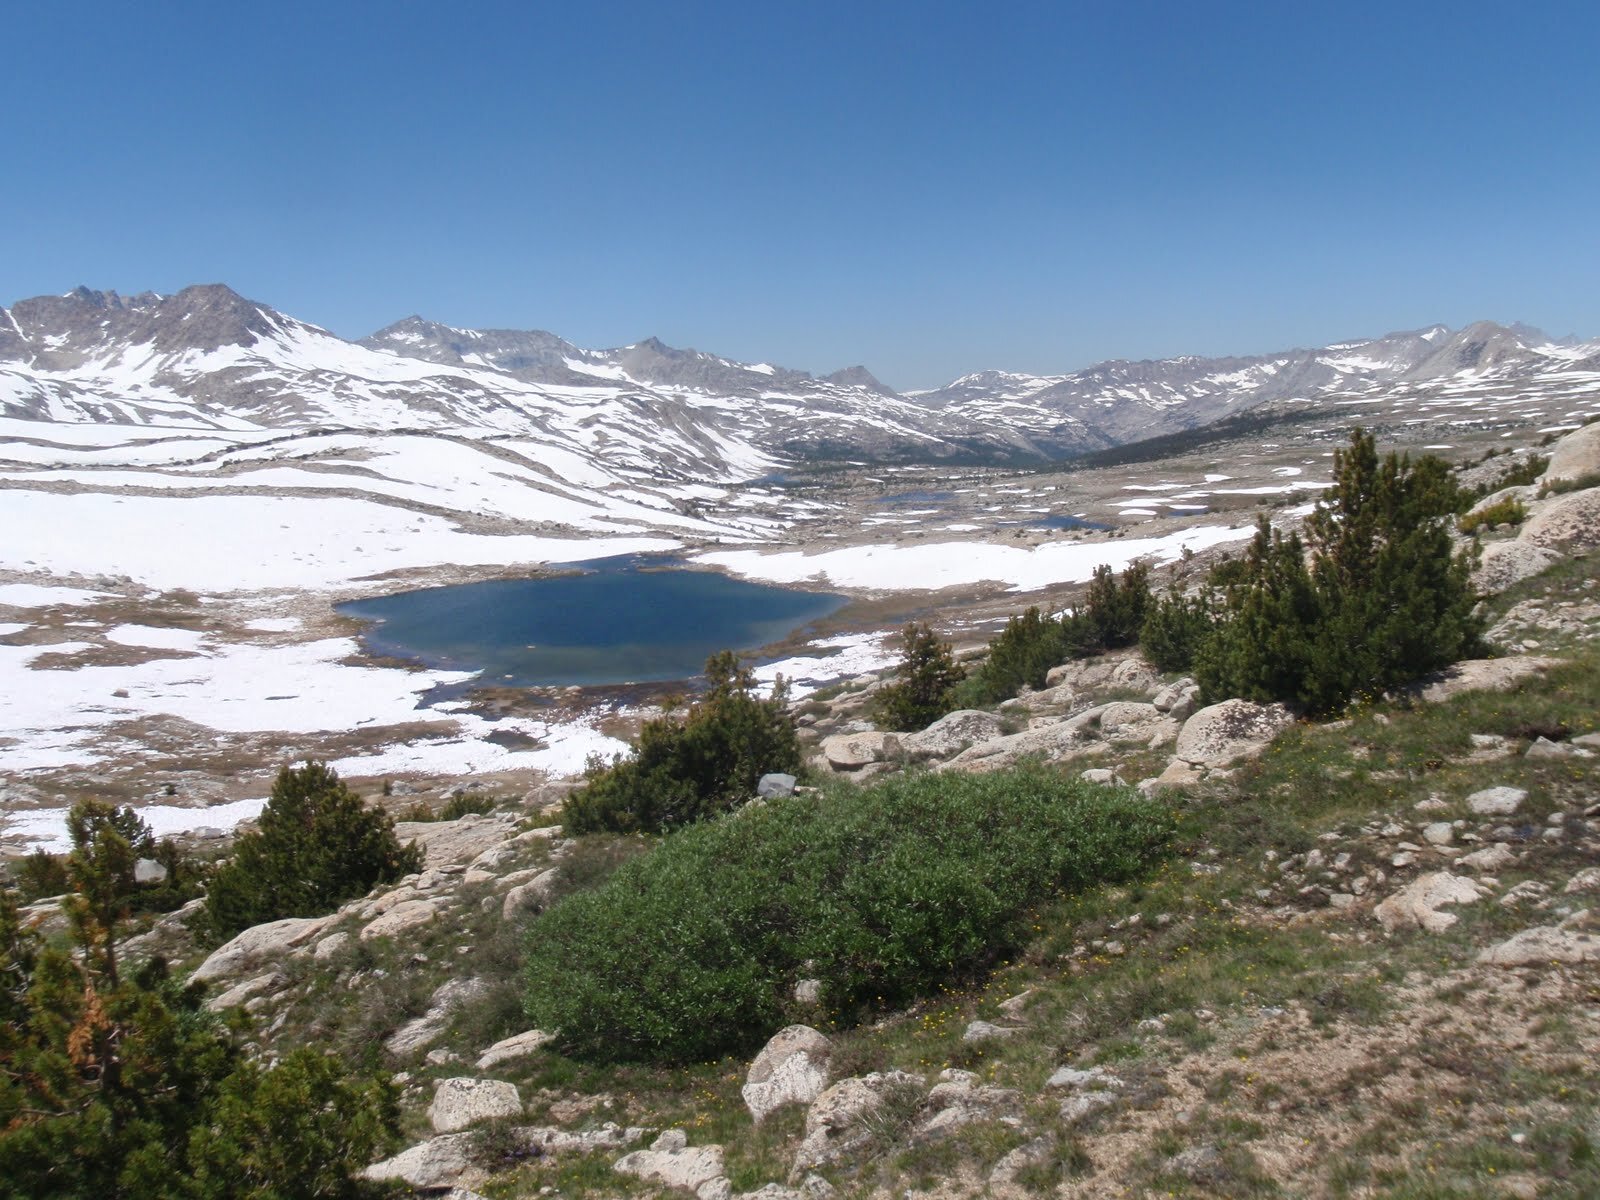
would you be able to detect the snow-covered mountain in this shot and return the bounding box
[916,323,1600,453]
[4,285,1599,476]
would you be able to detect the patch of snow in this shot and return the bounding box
[0,584,113,608]
[106,625,207,652]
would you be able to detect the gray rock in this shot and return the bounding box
[818,731,899,771]
[392,812,519,870]
[1458,843,1516,872]
[1467,786,1527,816]
[962,1019,1020,1043]
[1080,767,1121,786]
[1374,872,1487,933]
[190,914,334,984]
[475,1028,555,1070]
[1473,540,1560,595]
[1173,699,1295,767]
[757,773,797,798]
[430,1078,523,1133]
[1097,701,1170,744]
[1045,1065,1124,1090]
[743,1025,834,1123]
[501,868,560,920]
[362,1133,476,1190]
[206,971,284,1012]
[133,857,169,885]
[1421,822,1455,846]
[1541,421,1600,488]
[360,898,439,942]
[897,710,1004,761]
[1478,923,1600,967]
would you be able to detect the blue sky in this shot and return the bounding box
[4,1,1597,389]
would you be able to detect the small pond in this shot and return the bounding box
[337,555,848,688]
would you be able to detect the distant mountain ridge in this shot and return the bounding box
[3,284,1598,476]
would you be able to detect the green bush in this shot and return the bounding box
[198,763,422,943]
[525,767,1172,1063]
[1083,560,1152,649]
[562,651,801,835]
[1459,496,1527,534]
[1196,428,1483,715]
[871,622,966,732]
[961,606,1079,705]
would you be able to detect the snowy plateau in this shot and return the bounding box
[3,282,1600,847]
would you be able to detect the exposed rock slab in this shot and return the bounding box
[430,1078,523,1133]
[362,1133,477,1190]
[1407,657,1560,704]
[1479,924,1600,967]
[1173,700,1294,767]
[743,1025,834,1123]
[1542,422,1600,486]
[392,812,521,869]
[190,914,334,984]
[1474,540,1560,594]
[1374,872,1487,934]
[476,1028,555,1070]
[898,710,1004,761]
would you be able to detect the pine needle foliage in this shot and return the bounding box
[198,762,421,943]
[562,651,801,834]
[871,622,966,732]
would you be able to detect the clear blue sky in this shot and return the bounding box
[4,1,1597,389]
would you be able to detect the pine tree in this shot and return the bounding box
[872,622,966,732]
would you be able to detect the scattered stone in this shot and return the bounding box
[475,1028,555,1070]
[1422,822,1455,846]
[1466,786,1527,816]
[362,1133,477,1191]
[133,857,169,885]
[1500,881,1552,907]
[792,1071,924,1172]
[1079,768,1121,785]
[989,1137,1053,1187]
[757,773,797,798]
[501,868,560,920]
[430,1078,523,1133]
[818,731,899,771]
[962,1019,1020,1043]
[1564,868,1600,894]
[1046,1065,1124,1090]
[743,1025,834,1123]
[1374,872,1487,934]
[614,1130,727,1200]
[1479,924,1600,967]
[1458,843,1516,872]
[996,987,1036,1018]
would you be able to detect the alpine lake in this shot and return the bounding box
[337,554,849,692]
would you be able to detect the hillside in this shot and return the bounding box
[16,427,1595,1199]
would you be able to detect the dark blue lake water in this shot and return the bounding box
[337,555,848,688]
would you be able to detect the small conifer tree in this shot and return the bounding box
[872,622,967,732]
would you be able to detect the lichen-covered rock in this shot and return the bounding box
[792,1072,925,1172]
[362,1133,477,1190]
[1374,872,1487,933]
[429,1078,523,1133]
[1520,488,1600,551]
[1466,786,1527,816]
[818,731,899,771]
[743,1025,834,1123]
[898,710,1004,761]
[1173,700,1295,767]
[190,914,334,985]
[1479,924,1600,967]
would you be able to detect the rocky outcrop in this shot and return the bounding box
[743,1025,834,1123]
[1406,656,1560,704]
[898,710,1004,761]
[386,977,489,1057]
[475,1028,555,1070]
[1473,540,1560,594]
[1520,488,1600,551]
[1172,700,1295,768]
[1374,872,1488,934]
[792,1071,924,1172]
[363,1133,478,1191]
[818,731,899,771]
[430,1078,523,1133]
[1479,913,1600,967]
[392,812,523,869]
[190,914,334,985]
[1542,421,1600,486]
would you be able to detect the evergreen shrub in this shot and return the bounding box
[562,651,801,834]
[524,766,1171,1063]
[198,762,421,943]
[871,622,966,732]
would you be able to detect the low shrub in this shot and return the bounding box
[1139,585,1216,674]
[1459,497,1527,534]
[524,767,1172,1063]
[561,652,801,835]
[1541,470,1600,497]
